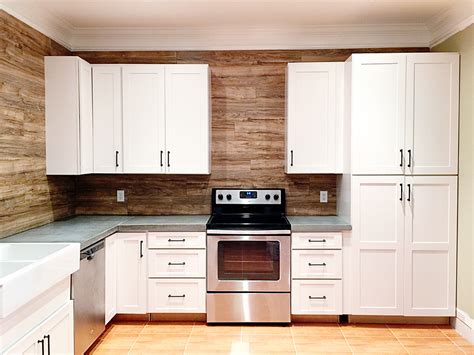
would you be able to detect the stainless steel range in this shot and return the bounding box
[206,188,291,323]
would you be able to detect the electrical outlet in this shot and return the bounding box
[320,191,328,203]
[117,190,125,202]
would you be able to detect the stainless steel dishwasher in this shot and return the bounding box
[72,240,105,354]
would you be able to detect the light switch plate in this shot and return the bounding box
[117,190,125,202]
[320,191,328,203]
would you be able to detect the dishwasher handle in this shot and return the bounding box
[80,240,105,261]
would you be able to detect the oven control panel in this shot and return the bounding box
[215,189,283,205]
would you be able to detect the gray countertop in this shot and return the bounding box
[1,215,210,249]
[287,216,351,232]
[1,215,351,250]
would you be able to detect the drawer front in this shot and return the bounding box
[148,279,206,313]
[292,250,342,279]
[148,232,206,249]
[148,250,206,278]
[292,232,342,249]
[291,280,342,315]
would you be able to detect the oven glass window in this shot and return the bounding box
[217,241,280,280]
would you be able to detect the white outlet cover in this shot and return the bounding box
[117,190,125,202]
[320,191,328,203]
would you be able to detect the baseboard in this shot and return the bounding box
[292,315,340,323]
[150,313,207,322]
[452,308,474,344]
[348,315,450,324]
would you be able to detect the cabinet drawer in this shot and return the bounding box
[148,232,206,249]
[292,250,342,279]
[291,280,342,315]
[148,279,206,313]
[292,232,342,249]
[148,250,206,278]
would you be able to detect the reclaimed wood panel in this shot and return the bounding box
[74,47,428,216]
[0,11,75,238]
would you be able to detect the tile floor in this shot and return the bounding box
[88,321,474,354]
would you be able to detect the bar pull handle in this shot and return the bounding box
[160,150,163,167]
[168,294,186,298]
[115,151,119,167]
[290,150,294,167]
[44,335,50,355]
[308,262,326,266]
[399,149,403,167]
[168,238,186,242]
[168,262,186,266]
[407,149,412,168]
[309,296,327,300]
[140,240,144,258]
[407,183,411,202]
[308,239,326,243]
[167,151,170,167]
[400,183,403,201]
[38,339,45,355]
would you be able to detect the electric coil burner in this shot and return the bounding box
[206,188,291,323]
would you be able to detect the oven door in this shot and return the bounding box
[207,234,290,292]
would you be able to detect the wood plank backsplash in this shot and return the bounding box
[0,11,76,238]
[74,47,427,216]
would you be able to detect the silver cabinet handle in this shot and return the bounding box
[168,262,186,266]
[308,262,326,266]
[308,239,326,243]
[309,296,326,300]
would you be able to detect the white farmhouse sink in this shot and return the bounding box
[0,243,79,319]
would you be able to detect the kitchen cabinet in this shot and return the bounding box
[4,301,74,355]
[351,176,405,315]
[405,53,459,175]
[148,279,206,313]
[45,56,93,175]
[165,65,210,174]
[286,62,344,173]
[92,65,123,173]
[105,234,118,323]
[350,175,457,316]
[115,233,147,314]
[350,53,459,175]
[351,54,406,175]
[122,65,166,173]
[404,176,457,316]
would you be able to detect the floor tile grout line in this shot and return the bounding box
[183,321,195,355]
[289,324,298,354]
[387,323,410,355]
[339,323,354,354]
[127,320,148,355]
[436,324,468,354]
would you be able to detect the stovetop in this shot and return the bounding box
[206,213,290,231]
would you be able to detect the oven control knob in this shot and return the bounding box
[226,194,232,201]
[274,194,280,200]
[265,194,271,200]
[217,194,223,200]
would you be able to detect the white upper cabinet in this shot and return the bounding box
[405,53,459,175]
[45,56,93,175]
[165,65,210,174]
[286,62,343,173]
[351,54,406,175]
[92,65,123,173]
[404,176,457,316]
[122,65,166,173]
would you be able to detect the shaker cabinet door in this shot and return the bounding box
[122,65,166,173]
[351,54,406,175]
[405,53,459,175]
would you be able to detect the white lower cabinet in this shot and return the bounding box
[105,234,118,323]
[148,249,206,278]
[292,280,342,315]
[351,175,458,316]
[115,233,147,314]
[292,250,342,279]
[148,279,206,313]
[4,301,74,355]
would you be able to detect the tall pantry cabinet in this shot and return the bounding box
[347,53,459,316]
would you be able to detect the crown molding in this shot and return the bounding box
[428,1,474,47]
[0,2,74,50]
[70,24,430,51]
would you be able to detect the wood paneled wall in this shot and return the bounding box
[74,47,427,216]
[0,11,75,238]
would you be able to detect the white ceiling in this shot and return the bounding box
[1,0,473,50]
